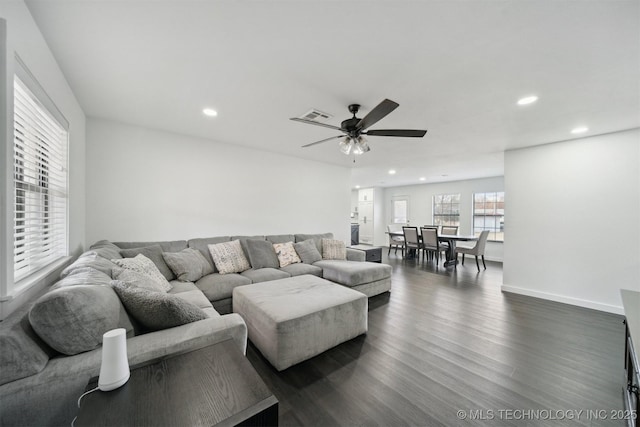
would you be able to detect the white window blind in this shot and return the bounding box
[13,76,68,281]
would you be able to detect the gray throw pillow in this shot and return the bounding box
[162,248,213,282]
[119,244,175,281]
[245,239,280,269]
[294,239,323,264]
[112,281,207,331]
[29,285,122,355]
[60,253,118,278]
[89,240,123,260]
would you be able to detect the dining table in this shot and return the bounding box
[387,231,478,267]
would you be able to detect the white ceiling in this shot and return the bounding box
[24,0,640,188]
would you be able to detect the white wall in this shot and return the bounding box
[0,2,86,318]
[380,177,505,261]
[86,118,351,244]
[503,129,640,314]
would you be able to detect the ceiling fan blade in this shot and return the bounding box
[301,135,344,148]
[290,117,343,131]
[365,129,427,137]
[356,99,399,131]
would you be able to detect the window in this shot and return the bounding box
[392,198,408,224]
[13,75,68,282]
[433,193,460,227]
[473,192,504,242]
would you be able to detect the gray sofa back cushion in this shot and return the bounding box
[231,236,266,259]
[29,285,123,355]
[188,236,231,273]
[119,244,175,281]
[114,240,188,253]
[60,252,119,278]
[266,234,295,244]
[294,233,334,253]
[88,240,122,260]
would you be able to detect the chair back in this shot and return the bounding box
[475,230,490,254]
[402,226,420,246]
[423,225,439,231]
[387,225,404,243]
[420,227,438,248]
[441,226,459,235]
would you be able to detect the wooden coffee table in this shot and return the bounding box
[75,338,278,426]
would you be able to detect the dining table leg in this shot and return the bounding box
[443,239,458,267]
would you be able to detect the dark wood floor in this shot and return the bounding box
[246,251,627,426]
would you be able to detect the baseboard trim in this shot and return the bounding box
[501,284,624,315]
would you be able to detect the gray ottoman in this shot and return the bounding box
[232,274,368,371]
[313,260,392,297]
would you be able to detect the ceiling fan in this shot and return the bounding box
[290,99,427,155]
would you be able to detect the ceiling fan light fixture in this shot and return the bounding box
[339,137,353,155]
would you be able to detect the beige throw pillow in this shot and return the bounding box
[322,239,347,260]
[208,240,251,274]
[273,242,301,267]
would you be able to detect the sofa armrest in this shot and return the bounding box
[0,314,247,427]
[346,248,366,262]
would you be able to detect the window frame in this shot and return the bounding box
[432,193,461,227]
[12,57,69,284]
[472,191,505,242]
[391,196,409,224]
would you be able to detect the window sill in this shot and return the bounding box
[1,256,72,302]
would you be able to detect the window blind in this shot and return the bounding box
[13,76,68,281]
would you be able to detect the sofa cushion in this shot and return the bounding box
[112,282,207,331]
[187,236,231,273]
[172,289,214,310]
[195,273,251,301]
[29,285,123,355]
[294,239,322,264]
[245,239,279,269]
[294,232,333,253]
[52,267,112,290]
[279,263,323,278]
[119,244,175,281]
[60,252,119,278]
[313,260,392,287]
[112,254,172,292]
[266,234,295,244]
[162,248,213,282]
[240,268,291,283]
[0,313,54,386]
[232,236,266,259]
[114,240,188,253]
[112,268,168,293]
[322,239,347,260]
[89,240,123,260]
[208,240,251,274]
[167,281,199,294]
[273,242,301,267]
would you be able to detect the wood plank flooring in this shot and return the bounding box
[245,252,627,426]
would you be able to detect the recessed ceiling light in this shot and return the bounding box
[571,126,588,134]
[388,169,396,175]
[419,177,426,181]
[203,108,218,117]
[355,185,360,189]
[517,95,538,106]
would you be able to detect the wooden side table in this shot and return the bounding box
[348,245,382,263]
[75,338,278,426]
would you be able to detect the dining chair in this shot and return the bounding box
[420,227,447,264]
[402,226,422,259]
[441,225,459,235]
[455,230,490,271]
[387,224,405,256]
[423,225,439,231]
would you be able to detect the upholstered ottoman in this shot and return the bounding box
[232,274,367,371]
[313,260,392,297]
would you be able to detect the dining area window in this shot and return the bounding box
[433,193,460,227]
[392,198,408,224]
[473,192,504,242]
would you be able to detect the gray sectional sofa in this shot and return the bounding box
[0,232,391,427]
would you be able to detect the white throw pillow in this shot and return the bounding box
[112,254,172,292]
[273,242,301,268]
[208,240,251,274]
